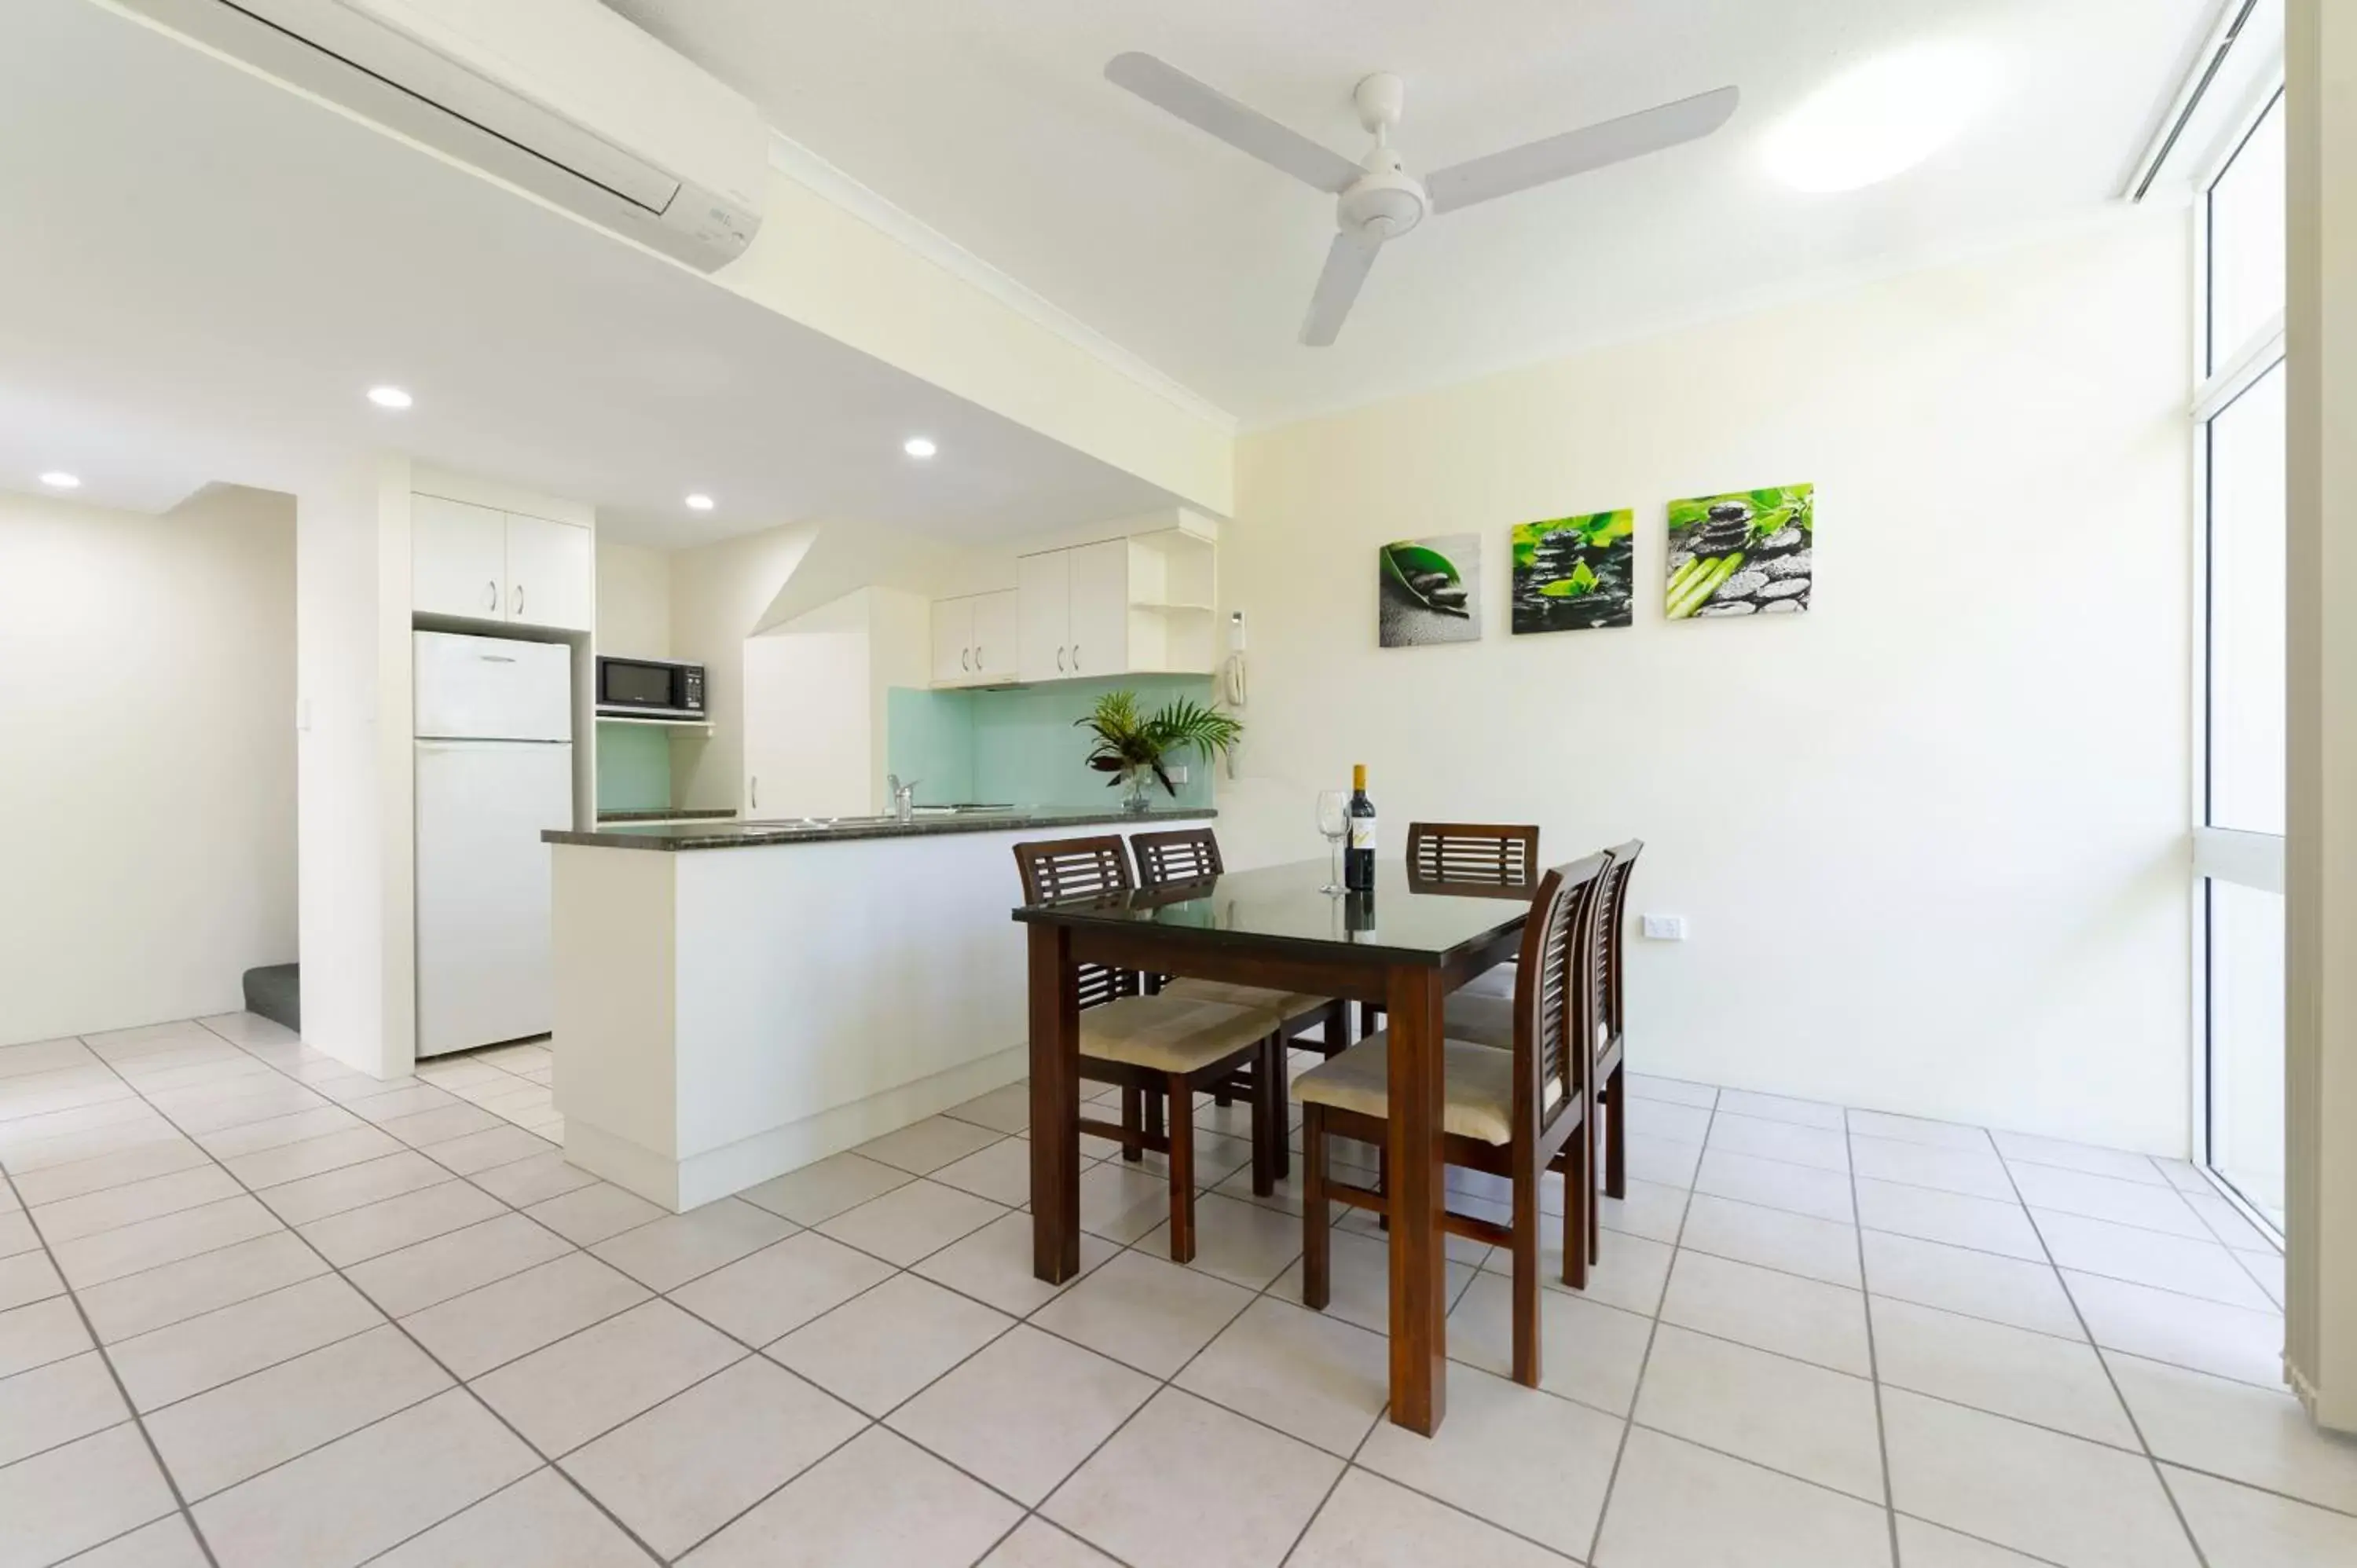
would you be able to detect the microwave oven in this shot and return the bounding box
[596,655,706,718]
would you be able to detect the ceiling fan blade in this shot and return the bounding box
[1426,84,1740,214]
[1106,52,1362,195]
[1299,232,1381,347]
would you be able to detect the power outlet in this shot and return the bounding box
[1641,914,1687,941]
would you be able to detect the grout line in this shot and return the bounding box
[1846,1103,1904,1567]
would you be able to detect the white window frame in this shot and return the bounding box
[2190,77,2287,1239]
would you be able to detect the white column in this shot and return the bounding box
[2284,0,2357,1434]
[293,454,416,1079]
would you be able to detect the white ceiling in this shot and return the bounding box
[0,0,1174,543]
[607,0,2214,427]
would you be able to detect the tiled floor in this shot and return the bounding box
[3,1017,2351,1567]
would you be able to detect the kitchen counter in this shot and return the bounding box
[548,804,1213,851]
[593,808,739,824]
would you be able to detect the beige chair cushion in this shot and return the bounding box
[1292,1031,1559,1146]
[1164,977,1332,1023]
[1442,993,1514,1050]
[1080,994,1279,1075]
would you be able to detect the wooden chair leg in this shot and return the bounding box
[1250,1038,1278,1198]
[1143,1086,1164,1149]
[1301,1102,1330,1310]
[1120,1086,1143,1163]
[1321,1002,1347,1058]
[1587,1100,1604,1266]
[1561,1131,1589,1291]
[1165,1072,1197,1264]
[1376,1141,1390,1232]
[1604,1063,1627,1198]
[1512,1163,1541,1388]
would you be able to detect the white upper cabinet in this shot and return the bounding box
[931,596,974,685]
[503,513,593,632]
[1065,539,1128,679]
[410,493,593,632]
[1017,551,1072,682]
[971,590,1018,682]
[412,496,508,621]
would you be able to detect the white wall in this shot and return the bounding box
[666,521,820,810]
[1218,207,2195,1153]
[0,483,295,1042]
[596,540,672,658]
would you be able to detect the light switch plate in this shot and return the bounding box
[1168,764,1189,785]
[1642,914,1687,940]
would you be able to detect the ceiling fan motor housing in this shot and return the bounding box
[1340,150,1428,240]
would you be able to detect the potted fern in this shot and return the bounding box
[1076,691,1244,811]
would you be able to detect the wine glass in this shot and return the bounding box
[1316,789,1349,895]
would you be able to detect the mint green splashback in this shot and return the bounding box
[596,722,673,813]
[887,676,1219,809]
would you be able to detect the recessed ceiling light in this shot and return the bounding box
[903,437,938,460]
[684,493,715,511]
[38,471,80,489]
[1763,44,1998,193]
[366,385,413,409]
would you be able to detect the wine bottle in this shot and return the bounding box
[1343,764,1377,892]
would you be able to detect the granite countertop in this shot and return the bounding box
[593,808,739,823]
[546,804,1215,852]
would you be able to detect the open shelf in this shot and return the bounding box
[596,712,712,732]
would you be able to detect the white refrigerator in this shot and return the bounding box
[413,630,574,1058]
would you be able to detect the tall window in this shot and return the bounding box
[2196,89,2286,1231]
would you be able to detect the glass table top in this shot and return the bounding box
[1012,859,1539,964]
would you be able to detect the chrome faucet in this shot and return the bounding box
[886,774,921,822]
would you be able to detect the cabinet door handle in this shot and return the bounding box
[1072,643,1080,671]
[512,584,525,617]
[961,647,970,672]
[1056,647,1066,672]
[975,644,983,669]
[750,776,758,810]
[485,579,498,611]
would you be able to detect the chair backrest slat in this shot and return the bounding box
[1012,835,1138,1010]
[1131,827,1223,888]
[1597,838,1644,1046]
[1406,822,1541,886]
[1512,852,1612,1139]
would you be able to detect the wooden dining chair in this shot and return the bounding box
[1444,838,1642,1264]
[1012,835,1286,1262]
[1358,822,1543,1035]
[1294,853,1611,1386]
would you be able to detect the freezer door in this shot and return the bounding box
[415,740,574,1057]
[413,630,574,741]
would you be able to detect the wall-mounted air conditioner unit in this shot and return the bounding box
[114,0,768,271]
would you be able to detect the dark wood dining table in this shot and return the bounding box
[1014,857,1541,1436]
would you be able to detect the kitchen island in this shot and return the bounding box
[542,805,1213,1210]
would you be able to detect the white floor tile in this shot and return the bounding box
[1716,1089,1847,1129]
[2108,1351,2357,1515]
[1031,1248,1255,1379]
[1882,1387,2198,1568]
[2165,1463,2357,1568]
[466,1150,599,1207]
[2008,1163,2209,1239]
[1627,1073,1717,1108]
[929,1137,1043,1207]
[589,1197,796,1292]
[1680,1192,1864,1286]
[1175,1294,1391,1453]
[738,1152,912,1225]
[1662,1249,1872,1376]
[911,1211,1119,1317]
[27,1164,242,1243]
[63,1513,214,1568]
[1289,1467,1576,1568]
[1595,1426,1892,1567]
[1359,1360,1625,1559]
[2032,1211,2276,1310]
[1596,1175,1692,1243]
[669,1230,896,1348]
[2063,1269,2286,1390]
[893,1323,1157,1504]
[768,1270,1011,1416]
[2180,1189,2278,1253]
[1447,1269,1653,1416]
[1992,1131,2168,1186]
[1860,1230,2085,1339]
[1623,1096,1714,1144]
[252,1151,449,1227]
[191,1387,540,1568]
[143,1324,451,1499]
[1622,1134,1703,1188]
[1695,1145,1856,1223]
[50,1193,284,1289]
[523,1181,668,1247]
[816,1178,1006,1266]
[1044,1387,1342,1568]
[1870,1296,2137,1448]
[474,1298,744,1456]
[401,1252,650,1379]
[1893,1516,2055,1565]
[1709,1112,1852,1173]
[416,1124,552,1177]
[1479,1227,1675,1316]
[1141,1189,1303,1288]
[1277,1226,1477,1337]
[855,1115,1006,1176]
[563,1357,864,1558]
[10,1138,210,1208]
[371,1467,654,1567]
[684,1424,1021,1568]
[297,1179,507,1266]
[111,1273,382,1412]
[0,1294,92,1378]
[1855,1178,2047,1262]
[979,1518,1123,1568]
[1848,1136,2016,1201]
[1635,1323,1885,1501]
[1846,1110,1993,1152]
[0,1350,127,1467]
[74,1231,327,1344]
[1075,1160,1175,1244]
[0,1422,178,1568]
[941,1083,1032,1136]
[343,1213,574,1318]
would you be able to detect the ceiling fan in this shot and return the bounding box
[1105,53,1739,347]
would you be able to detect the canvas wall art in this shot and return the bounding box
[1666,484,1814,620]
[1510,510,1634,634]
[1379,535,1481,647]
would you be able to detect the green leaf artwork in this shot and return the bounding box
[1380,534,1482,647]
[1510,510,1633,633]
[1665,483,1813,621]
